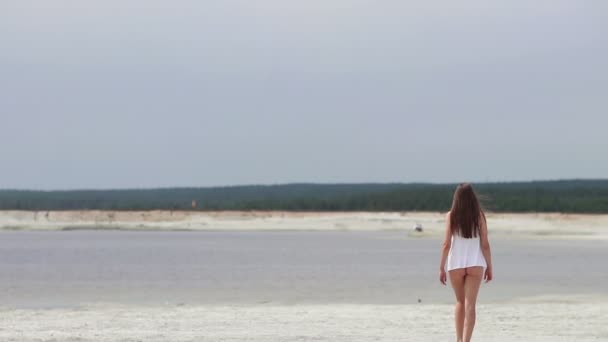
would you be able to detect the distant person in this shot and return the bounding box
[439,183,493,342]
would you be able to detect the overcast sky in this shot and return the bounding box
[1,1,607,190]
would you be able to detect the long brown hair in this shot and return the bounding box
[449,183,484,238]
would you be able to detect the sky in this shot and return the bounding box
[1,1,607,190]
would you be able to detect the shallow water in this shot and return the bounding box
[0,230,606,308]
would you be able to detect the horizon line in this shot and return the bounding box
[1,178,606,192]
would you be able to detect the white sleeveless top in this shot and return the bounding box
[447,233,487,271]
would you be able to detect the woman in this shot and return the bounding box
[439,183,493,342]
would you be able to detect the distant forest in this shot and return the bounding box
[1,180,608,213]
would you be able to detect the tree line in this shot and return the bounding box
[0,180,607,213]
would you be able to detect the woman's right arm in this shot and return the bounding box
[480,212,493,283]
[439,212,452,285]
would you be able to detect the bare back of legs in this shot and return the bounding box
[449,266,484,342]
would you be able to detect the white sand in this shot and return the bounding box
[1,210,608,240]
[1,300,606,341]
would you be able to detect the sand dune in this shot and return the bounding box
[1,210,607,239]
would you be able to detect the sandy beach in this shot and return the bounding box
[0,211,607,341]
[2,210,608,240]
[2,301,607,342]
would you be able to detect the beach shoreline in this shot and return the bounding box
[1,217,607,341]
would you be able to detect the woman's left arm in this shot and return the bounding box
[439,212,452,285]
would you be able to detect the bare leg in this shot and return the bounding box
[449,268,466,342]
[463,266,484,342]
